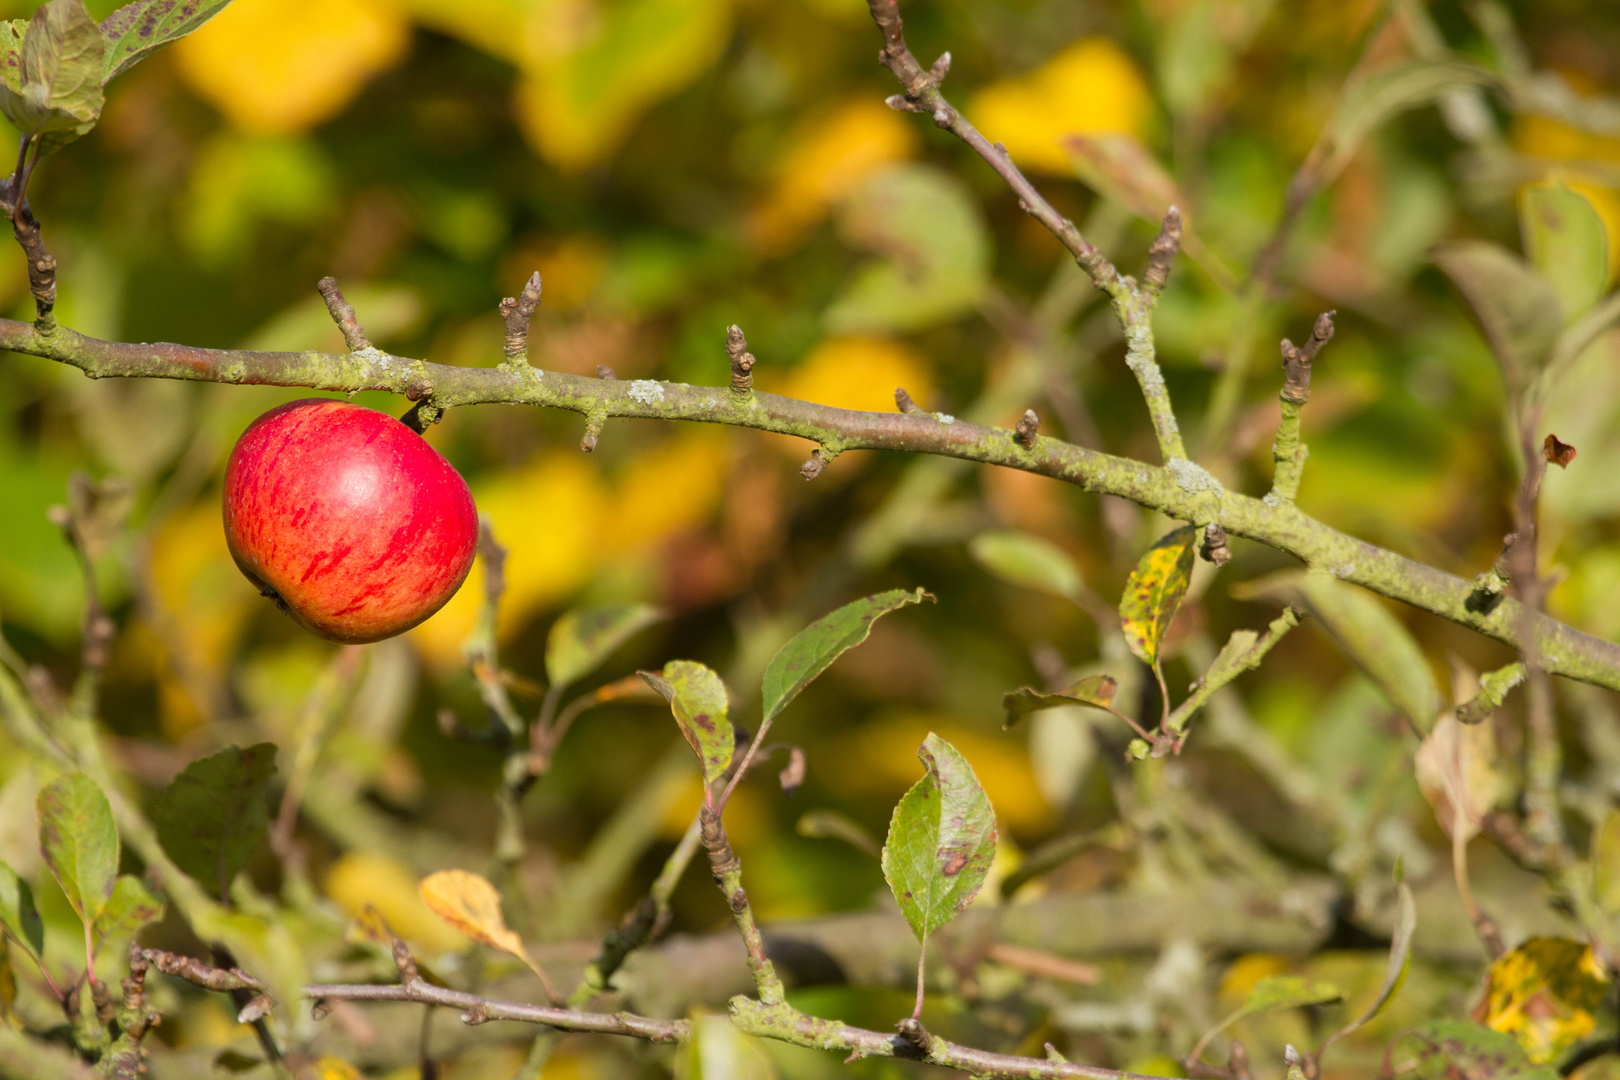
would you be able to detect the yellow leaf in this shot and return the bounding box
[418,869,530,962]
[1481,937,1609,1063]
[325,850,467,955]
[819,712,1055,833]
[410,449,607,666]
[606,431,729,554]
[750,97,917,253]
[1516,114,1620,281]
[1118,525,1196,666]
[772,336,933,417]
[514,0,732,171]
[969,38,1152,176]
[174,0,409,135]
[315,1059,362,1080]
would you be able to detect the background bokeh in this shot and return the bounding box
[4,0,1620,1076]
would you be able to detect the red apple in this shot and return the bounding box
[223,399,478,643]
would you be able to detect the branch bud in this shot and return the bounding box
[1014,408,1040,449]
[801,449,830,480]
[1200,523,1230,566]
[1142,206,1182,299]
[930,51,951,82]
[1280,310,1335,405]
[726,324,756,394]
[500,271,543,365]
[895,387,923,414]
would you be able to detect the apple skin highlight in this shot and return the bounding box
[223,399,479,643]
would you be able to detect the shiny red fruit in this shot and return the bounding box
[223,399,478,643]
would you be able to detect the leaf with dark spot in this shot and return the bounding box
[881,733,997,944]
[1395,1019,1559,1079]
[1119,526,1195,666]
[100,0,234,84]
[762,587,932,725]
[641,661,733,784]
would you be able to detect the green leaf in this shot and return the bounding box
[968,530,1083,601]
[1002,675,1118,729]
[641,660,733,784]
[36,772,119,928]
[1328,878,1416,1045]
[1433,240,1564,376]
[1119,525,1196,667]
[1519,181,1609,324]
[881,733,998,943]
[1238,570,1441,733]
[1593,810,1620,913]
[0,861,44,960]
[1396,1020,1559,1080]
[94,874,163,954]
[760,587,932,725]
[824,165,990,334]
[99,0,234,85]
[545,603,663,690]
[1192,974,1343,1064]
[152,744,277,901]
[1318,60,1497,184]
[0,0,103,148]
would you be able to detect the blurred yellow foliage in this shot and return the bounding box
[148,503,257,737]
[502,234,611,312]
[174,0,410,135]
[325,849,470,955]
[315,1060,362,1080]
[606,431,729,554]
[822,713,1054,832]
[658,771,764,850]
[514,0,732,170]
[969,39,1152,175]
[1517,114,1620,279]
[774,336,932,416]
[412,451,608,664]
[1218,953,1292,1006]
[750,97,917,253]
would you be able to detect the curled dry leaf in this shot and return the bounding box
[419,869,528,962]
[1542,433,1577,469]
[1414,714,1511,842]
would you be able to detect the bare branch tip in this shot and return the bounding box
[501,271,544,363]
[1200,523,1231,567]
[800,449,830,480]
[316,276,373,353]
[726,324,756,393]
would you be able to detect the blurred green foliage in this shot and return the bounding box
[4,0,1620,1076]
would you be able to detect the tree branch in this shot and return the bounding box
[7,319,1619,692]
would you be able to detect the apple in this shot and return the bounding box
[223,399,479,643]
